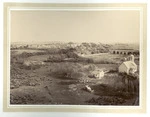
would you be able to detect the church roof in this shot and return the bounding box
[122,61,137,69]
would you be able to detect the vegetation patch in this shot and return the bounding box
[48,62,84,79]
[86,96,125,105]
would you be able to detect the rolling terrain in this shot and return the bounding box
[10,42,139,105]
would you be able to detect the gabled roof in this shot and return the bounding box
[122,61,137,69]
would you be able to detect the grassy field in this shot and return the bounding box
[11,49,45,55]
[10,49,139,105]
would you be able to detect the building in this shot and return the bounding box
[91,69,105,79]
[119,61,137,74]
[127,54,134,62]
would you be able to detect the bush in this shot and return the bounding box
[83,64,97,72]
[66,52,78,58]
[49,63,83,79]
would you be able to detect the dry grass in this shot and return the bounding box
[11,49,45,55]
[82,53,126,64]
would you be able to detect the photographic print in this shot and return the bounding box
[3,3,147,112]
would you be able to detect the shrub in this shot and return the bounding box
[66,52,78,58]
[49,62,83,79]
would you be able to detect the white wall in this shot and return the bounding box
[119,64,128,74]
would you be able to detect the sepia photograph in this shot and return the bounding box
[3,3,147,113]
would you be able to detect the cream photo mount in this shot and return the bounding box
[3,3,147,113]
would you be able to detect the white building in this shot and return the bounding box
[91,69,105,79]
[119,61,137,74]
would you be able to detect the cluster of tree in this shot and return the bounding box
[45,48,79,62]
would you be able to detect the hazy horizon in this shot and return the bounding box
[11,40,139,45]
[11,10,140,44]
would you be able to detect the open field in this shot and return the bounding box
[10,44,139,105]
[11,49,45,55]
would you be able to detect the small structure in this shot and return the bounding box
[119,61,137,74]
[127,54,135,62]
[85,85,94,93]
[91,69,105,79]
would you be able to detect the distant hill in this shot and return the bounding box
[71,42,139,54]
[11,42,139,54]
[109,43,139,50]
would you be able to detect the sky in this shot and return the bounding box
[11,10,140,44]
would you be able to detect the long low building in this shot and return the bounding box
[110,49,139,55]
